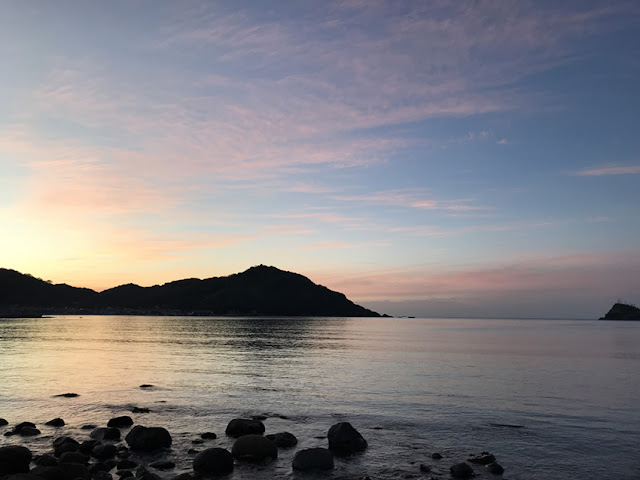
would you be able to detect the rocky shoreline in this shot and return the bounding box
[1,393,506,480]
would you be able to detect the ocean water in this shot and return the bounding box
[0,315,638,479]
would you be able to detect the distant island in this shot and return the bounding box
[0,265,380,317]
[599,302,640,321]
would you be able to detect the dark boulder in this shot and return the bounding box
[107,417,133,428]
[419,463,431,472]
[19,426,41,436]
[193,448,234,476]
[81,424,96,430]
[116,460,138,470]
[12,422,37,434]
[468,452,496,465]
[53,393,79,398]
[45,418,65,427]
[431,452,443,460]
[94,472,113,480]
[327,422,367,456]
[131,408,149,414]
[53,436,80,456]
[139,385,154,389]
[125,426,172,451]
[117,471,134,479]
[5,475,42,480]
[450,462,474,479]
[92,444,117,460]
[486,462,505,475]
[224,418,265,437]
[58,462,90,480]
[58,451,89,465]
[104,459,118,471]
[34,454,59,467]
[0,418,9,426]
[149,461,174,470]
[0,445,32,475]
[170,474,193,480]
[292,448,334,471]
[78,440,99,455]
[28,466,68,480]
[89,463,110,474]
[231,435,277,462]
[91,428,121,441]
[200,432,217,440]
[265,431,298,448]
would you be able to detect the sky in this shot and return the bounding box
[1,0,639,318]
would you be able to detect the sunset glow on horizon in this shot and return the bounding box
[1,1,639,318]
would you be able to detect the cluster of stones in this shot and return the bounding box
[0,414,368,480]
[448,452,505,478]
[1,408,505,479]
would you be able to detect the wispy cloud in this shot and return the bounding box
[334,189,490,213]
[575,164,640,176]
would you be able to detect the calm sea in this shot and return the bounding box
[0,316,638,479]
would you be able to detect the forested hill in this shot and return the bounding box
[0,265,380,317]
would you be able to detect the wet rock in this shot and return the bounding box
[191,439,204,444]
[450,462,474,479]
[187,448,198,455]
[265,431,298,448]
[327,422,368,456]
[149,461,174,470]
[8,474,46,480]
[292,447,334,471]
[12,422,37,434]
[104,459,118,471]
[107,417,133,428]
[468,453,496,465]
[81,424,97,430]
[139,385,154,389]
[53,436,80,456]
[90,463,111,474]
[34,454,59,467]
[79,440,99,455]
[116,460,138,470]
[125,426,172,451]
[92,444,117,460]
[91,428,121,441]
[58,451,89,465]
[117,471,134,479]
[193,448,234,476]
[19,426,41,436]
[419,463,431,472]
[251,415,267,421]
[59,462,90,480]
[200,432,217,440]
[0,445,32,475]
[431,452,443,460]
[225,418,265,438]
[29,465,67,480]
[94,472,113,480]
[135,466,162,480]
[486,462,505,475]
[0,418,7,426]
[54,393,80,398]
[131,408,150,414]
[45,418,65,427]
[231,435,277,462]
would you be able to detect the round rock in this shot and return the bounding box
[45,418,65,427]
[107,416,133,428]
[231,435,277,462]
[265,431,298,448]
[193,448,234,476]
[0,445,32,475]
[486,462,505,475]
[125,425,172,451]
[91,427,121,441]
[292,448,334,471]
[225,418,265,438]
[450,462,474,479]
[327,422,368,456]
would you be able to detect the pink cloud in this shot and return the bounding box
[575,165,640,176]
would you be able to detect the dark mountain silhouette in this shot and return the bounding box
[0,265,380,317]
[599,302,640,321]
